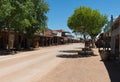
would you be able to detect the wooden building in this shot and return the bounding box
[0,28,80,51]
[111,15,120,59]
[32,29,77,48]
[0,30,15,50]
[0,30,31,50]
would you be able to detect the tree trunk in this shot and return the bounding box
[26,38,32,49]
[83,34,86,48]
[83,34,87,55]
[91,38,96,48]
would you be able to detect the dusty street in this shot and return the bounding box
[0,43,112,82]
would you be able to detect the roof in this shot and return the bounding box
[54,29,70,33]
[44,29,53,36]
[111,15,120,30]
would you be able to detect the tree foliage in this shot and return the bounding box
[0,0,49,49]
[0,0,49,34]
[67,6,108,39]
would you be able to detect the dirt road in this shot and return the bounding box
[0,43,84,82]
[38,44,111,82]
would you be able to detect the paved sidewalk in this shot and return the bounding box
[39,48,111,82]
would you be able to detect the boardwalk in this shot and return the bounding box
[0,43,119,82]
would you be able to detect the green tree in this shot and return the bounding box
[0,0,14,29]
[0,0,36,49]
[67,6,108,48]
[0,0,49,49]
[25,0,49,48]
[0,0,15,49]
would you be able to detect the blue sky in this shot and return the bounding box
[46,0,120,32]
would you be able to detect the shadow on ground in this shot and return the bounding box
[59,50,81,53]
[98,49,120,82]
[57,49,97,58]
[0,48,37,56]
[75,47,83,49]
[57,53,92,58]
[0,50,15,56]
[103,61,120,82]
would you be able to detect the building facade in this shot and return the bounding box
[111,15,120,59]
